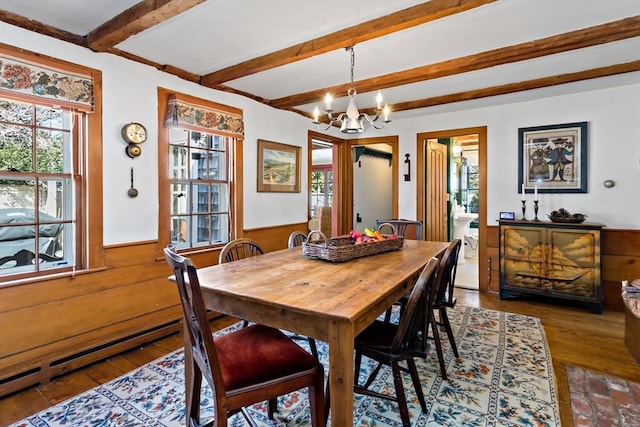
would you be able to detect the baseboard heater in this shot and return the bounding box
[0,318,182,397]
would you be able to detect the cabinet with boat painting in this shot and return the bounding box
[499,220,603,313]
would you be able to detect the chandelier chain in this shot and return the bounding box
[348,46,356,96]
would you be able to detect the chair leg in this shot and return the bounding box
[440,307,459,358]
[407,358,428,413]
[430,312,448,380]
[267,398,277,419]
[391,362,411,427]
[309,371,326,427]
[308,338,319,359]
[188,360,203,426]
[324,375,331,424]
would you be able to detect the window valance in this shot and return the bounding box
[0,43,94,112]
[164,93,244,138]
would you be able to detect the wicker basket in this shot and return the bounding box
[303,224,404,262]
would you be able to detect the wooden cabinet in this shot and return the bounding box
[499,220,603,313]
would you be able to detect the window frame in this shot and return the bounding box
[157,88,242,257]
[0,46,103,284]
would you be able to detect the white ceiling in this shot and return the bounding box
[1,0,639,121]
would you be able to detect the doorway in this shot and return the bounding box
[308,131,398,237]
[417,127,487,291]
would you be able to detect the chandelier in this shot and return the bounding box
[312,46,390,133]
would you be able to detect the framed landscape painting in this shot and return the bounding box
[257,139,301,192]
[518,121,588,194]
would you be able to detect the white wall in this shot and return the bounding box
[391,81,640,229]
[3,21,639,246]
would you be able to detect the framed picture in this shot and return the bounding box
[518,121,588,194]
[257,139,301,192]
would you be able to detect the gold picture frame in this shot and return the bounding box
[257,139,301,192]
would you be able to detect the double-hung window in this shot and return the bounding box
[158,89,244,253]
[0,47,101,281]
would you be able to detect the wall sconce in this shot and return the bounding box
[404,153,411,181]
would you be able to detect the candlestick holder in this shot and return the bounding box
[521,200,527,220]
[533,200,540,222]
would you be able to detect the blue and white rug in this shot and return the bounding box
[10,306,559,426]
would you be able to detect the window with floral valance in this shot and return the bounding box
[0,43,103,281]
[158,89,243,253]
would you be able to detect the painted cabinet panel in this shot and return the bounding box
[499,220,603,313]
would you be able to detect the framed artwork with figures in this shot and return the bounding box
[518,121,588,194]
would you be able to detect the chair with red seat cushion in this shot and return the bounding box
[164,246,325,427]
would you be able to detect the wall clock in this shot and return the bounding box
[121,122,147,144]
[122,122,147,158]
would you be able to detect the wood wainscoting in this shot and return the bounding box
[0,222,308,398]
[483,226,640,311]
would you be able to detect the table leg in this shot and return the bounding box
[328,320,355,427]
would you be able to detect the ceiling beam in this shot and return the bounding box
[0,9,86,46]
[199,0,496,86]
[87,0,205,51]
[271,15,640,110]
[392,60,640,112]
[291,60,640,120]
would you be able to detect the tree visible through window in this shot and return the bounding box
[0,98,79,277]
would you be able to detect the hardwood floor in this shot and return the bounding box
[1,290,639,427]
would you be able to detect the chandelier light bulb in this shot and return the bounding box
[324,93,332,111]
[313,105,320,123]
[376,91,383,110]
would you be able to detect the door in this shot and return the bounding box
[425,140,448,241]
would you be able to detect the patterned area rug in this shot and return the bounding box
[10,306,559,426]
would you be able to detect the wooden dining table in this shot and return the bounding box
[190,239,449,426]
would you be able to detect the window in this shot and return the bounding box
[158,89,243,253]
[168,129,230,248]
[310,166,333,218]
[0,98,81,278]
[0,45,102,282]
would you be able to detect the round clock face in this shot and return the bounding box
[122,122,147,144]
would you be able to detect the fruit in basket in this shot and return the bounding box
[364,227,376,237]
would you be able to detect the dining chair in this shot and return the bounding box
[286,231,319,358]
[376,219,423,240]
[287,230,308,248]
[218,238,265,264]
[378,219,423,323]
[351,257,440,427]
[218,238,265,328]
[432,238,462,360]
[164,246,326,427]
